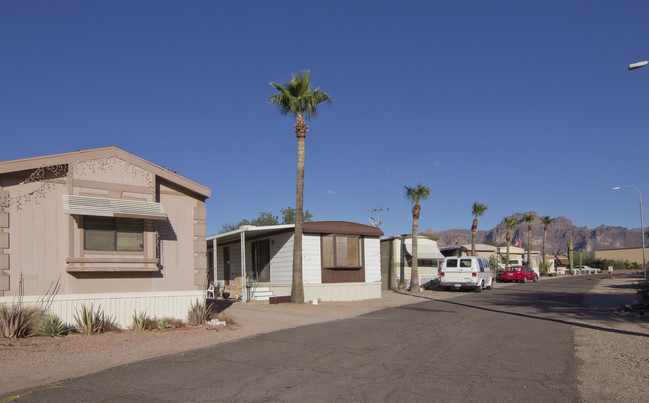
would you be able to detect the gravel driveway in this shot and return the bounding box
[1,274,647,401]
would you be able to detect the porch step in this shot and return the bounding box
[249,286,273,301]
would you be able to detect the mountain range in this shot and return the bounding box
[420,212,643,255]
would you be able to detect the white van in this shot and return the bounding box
[439,256,494,292]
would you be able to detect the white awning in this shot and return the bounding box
[403,239,444,259]
[63,195,167,220]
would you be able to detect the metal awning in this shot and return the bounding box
[63,195,167,220]
[403,239,445,259]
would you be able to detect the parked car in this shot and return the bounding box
[499,265,538,283]
[439,256,494,292]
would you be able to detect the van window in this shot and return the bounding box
[446,259,458,268]
[460,259,472,268]
[478,259,484,272]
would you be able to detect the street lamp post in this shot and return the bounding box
[612,186,646,278]
[629,61,648,70]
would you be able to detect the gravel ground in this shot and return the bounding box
[1,275,647,401]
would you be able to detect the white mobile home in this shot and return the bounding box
[207,221,383,302]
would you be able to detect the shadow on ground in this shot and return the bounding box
[395,274,648,338]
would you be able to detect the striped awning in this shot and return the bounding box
[63,195,167,220]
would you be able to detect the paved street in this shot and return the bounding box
[4,275,612,402]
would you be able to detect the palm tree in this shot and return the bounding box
[524,213,536,265]
[541,216,555,272]
[269,71,332,303]
[504,216,518,270]
[404,182,431,292]
[470,202,488,256]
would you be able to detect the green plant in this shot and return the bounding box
[637,280,649,308]
[73,304,116,334]
[539,261,551,276]
[1,304,44,338]
[187,300,211,325]
[39,314,69,337]
[1,273,54,338]
[156,319,168,330]
[131,310,155,331]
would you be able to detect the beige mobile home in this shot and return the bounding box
[0,147,210,326]
[380,235,444,290]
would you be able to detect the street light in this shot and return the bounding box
[612,186,646,278]
[629,61,648,70]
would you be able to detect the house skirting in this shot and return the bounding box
[270,282,382,302]
[0,290,204,328]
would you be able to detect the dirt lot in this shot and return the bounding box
[1,275,648,401]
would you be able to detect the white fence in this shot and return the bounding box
[0,290,205,328]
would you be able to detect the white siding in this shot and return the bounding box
[0,291,204,329]
[304,283,381,302]
[364,237,381,283]
[302,234,322,284]
[270,232,293,285]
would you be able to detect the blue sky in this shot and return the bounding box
[2,0,649,238]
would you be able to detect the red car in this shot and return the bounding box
[499,265,538,283]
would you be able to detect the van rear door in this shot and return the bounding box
[442,258,475,286]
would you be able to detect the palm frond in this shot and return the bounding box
[471,202,488,218]
[268,70,332,120]
[403,182,431,204]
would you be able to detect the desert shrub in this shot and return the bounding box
[131,310,156,331]
[39,314,69,337]
[159,317,185,328]
[187,300,212,325]
[156,318,168,329]
[73,304,118,334]
[0,303,45,338]
[637,280,649,308]
[581,256,641,272]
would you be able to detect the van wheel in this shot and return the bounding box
[486,278,493,290]
[475,282,483,292]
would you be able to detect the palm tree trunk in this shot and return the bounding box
[506,231,511,270]
[410,207,420,292]
[291,115,307,303]
[542,226,547,270]
[471,218,478,256]
[527,226,532,265]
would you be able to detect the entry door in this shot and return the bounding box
[251,240,271,282]
[223,247,231,285]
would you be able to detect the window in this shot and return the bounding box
[322,234,362,268]
[321,234,365,283]
[460,259,472,268]
[84,216,144,252]
[446,259,458,268]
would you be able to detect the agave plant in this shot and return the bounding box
[131,310,153,331]
[187,300,211,325]
[73,304,117,334]
[39,314,69,337]
[1,304,45,338]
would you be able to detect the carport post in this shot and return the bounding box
[241,231,247,303]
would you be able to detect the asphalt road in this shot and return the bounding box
[5,275,607,402]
